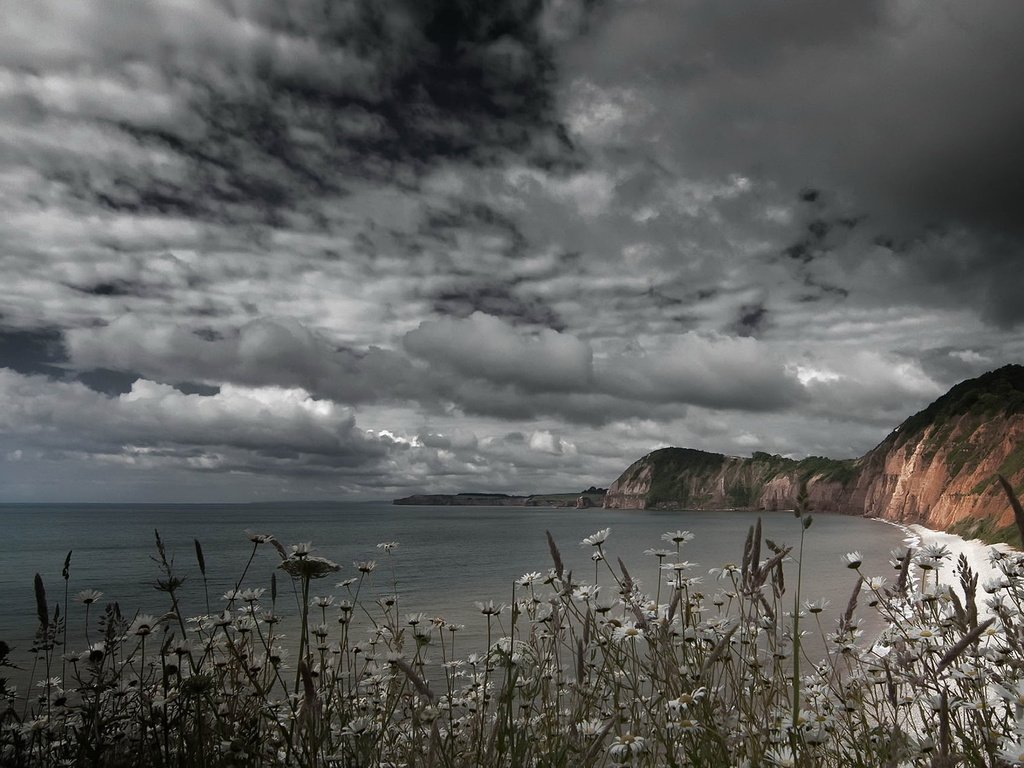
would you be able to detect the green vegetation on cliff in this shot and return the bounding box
[623,448,861,510]
[644,448,727,506]
[792,455,860,485]
[1000,443,1024,478]
[893,365,1024,452]
[947,515,1021,547]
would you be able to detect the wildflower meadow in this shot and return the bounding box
[4,479,1024,766]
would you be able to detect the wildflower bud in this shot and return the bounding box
[194,539,206,576]
[34,573,48,630]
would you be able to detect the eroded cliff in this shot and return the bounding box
[604,365,1024,542]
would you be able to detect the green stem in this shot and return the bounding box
[792,520,806,733]
[295,574,311,694]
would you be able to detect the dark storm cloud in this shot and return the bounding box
[428,280,565,329]
[914,345,1003,389]
[0,326,155,395]
[0,327,65,377]
[577,0,1024,325]
[75,368,143,396]
[0,0,583,226]
[732,303,769,338]
[72,279,145,298]
[421,201,528,258]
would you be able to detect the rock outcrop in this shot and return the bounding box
[604,365,1024,542]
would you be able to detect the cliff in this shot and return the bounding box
[604,365,1024,542]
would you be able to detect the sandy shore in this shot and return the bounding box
[901,522,1015,598]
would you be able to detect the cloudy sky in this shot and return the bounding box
[1,0,1022,502]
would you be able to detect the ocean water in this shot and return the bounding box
[0,501,906,682]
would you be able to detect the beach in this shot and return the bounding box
[903,522,1013,588]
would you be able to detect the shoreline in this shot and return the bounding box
[859,517,1016,654]
[875,516,1016,605]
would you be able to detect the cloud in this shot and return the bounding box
[1,1,1022,501]
[427,279,565,329]
[0,369,386,468]
[65,310,809,425]
[404,311,594,393]
[0,0,586,225]
[562,0,1024,325]
[794,351,946,425]
[405,314,807,415]
[597,332,804,411]
[65,315,429,405]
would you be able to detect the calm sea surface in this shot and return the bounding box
[0,501,906,682]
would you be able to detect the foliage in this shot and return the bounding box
[947,515,1022,547]
[638,449,862,510]
[891,364,1024,451]
[792,456,860,486]
[644,448,726,507]
[6,496,1024,766]
[999,445,1024,494]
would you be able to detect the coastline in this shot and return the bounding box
[877,517,1016,602]
[859,517,1016,654]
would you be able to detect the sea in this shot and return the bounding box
[0,501,907,687]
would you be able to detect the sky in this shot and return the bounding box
[1,0,1022,502]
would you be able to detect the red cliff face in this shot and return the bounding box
[603,366,1024,539]
[855,413,1024,530]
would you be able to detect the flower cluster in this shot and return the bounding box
[4,516,1024,767]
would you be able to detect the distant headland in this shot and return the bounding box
[393,487,607,508]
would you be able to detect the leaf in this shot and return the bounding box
[546,530,564,580]
[997,474,1024,548]
[194,539,206,576]
[34,573,48,630]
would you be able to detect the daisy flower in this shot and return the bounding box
[76,589,103,605]
[608,733,646,759]
[998,738,1024,766]
[129,614,159,637]
[803,598,830,614]
[644,548,674,559]
[475,600,505,616]
[612,623,645,643]
[662,530,695,545]
[581,528,610,547]
[517,571,543,586]
[842,551,863,569]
